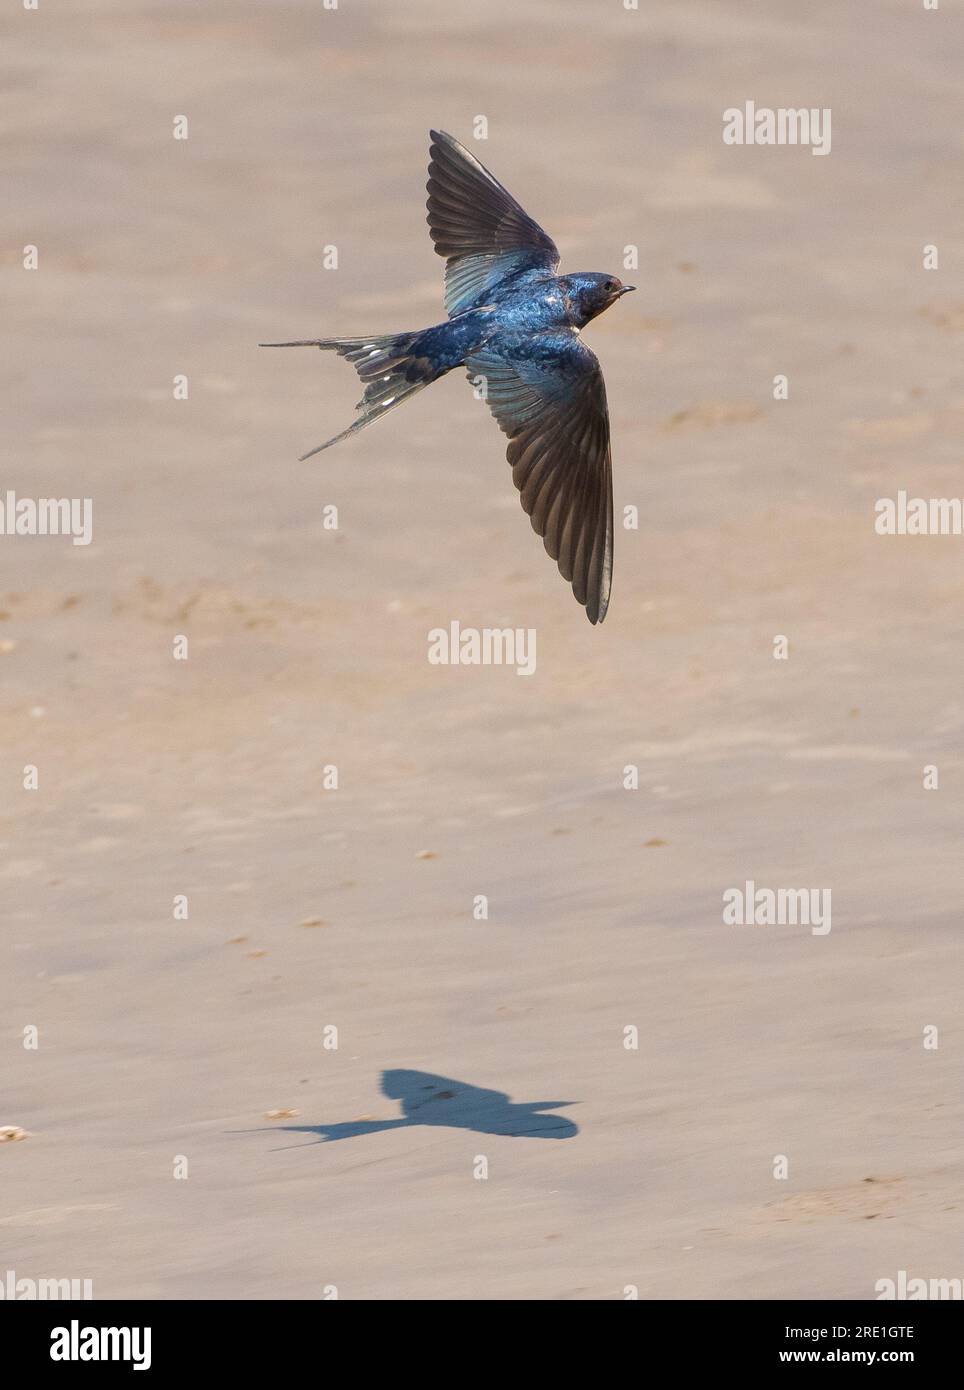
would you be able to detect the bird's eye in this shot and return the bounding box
[605,279,617,292]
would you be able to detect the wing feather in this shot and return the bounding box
[467,332,614,623]
[427,130,559,317]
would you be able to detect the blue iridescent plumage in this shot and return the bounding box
[262,130,634,623]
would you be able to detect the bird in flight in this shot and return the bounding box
[262,130,634,623]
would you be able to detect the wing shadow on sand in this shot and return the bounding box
[278,1069,578,1143]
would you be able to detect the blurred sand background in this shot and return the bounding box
[3,0,964,1299]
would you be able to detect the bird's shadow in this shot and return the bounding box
[272,1069,578,1144]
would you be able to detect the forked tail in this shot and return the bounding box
[259,331,439,459]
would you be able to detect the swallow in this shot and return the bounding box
[262,130,635,623]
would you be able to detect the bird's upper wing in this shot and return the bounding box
[466,331,614,624]
[427,130,560,318]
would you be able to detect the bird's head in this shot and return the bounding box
[561,272,635,328]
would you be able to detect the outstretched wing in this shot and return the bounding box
[427,129,559,318]
[467,331,614,624]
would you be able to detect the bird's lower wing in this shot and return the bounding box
[466,332,614,624]
[427,130,560,317]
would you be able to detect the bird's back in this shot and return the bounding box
[487,273,573,335]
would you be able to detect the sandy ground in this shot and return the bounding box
[2,0,963,1300]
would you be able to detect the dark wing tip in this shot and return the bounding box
[574,566,610,625]
[428,130,461,166]
[586,591,609,625]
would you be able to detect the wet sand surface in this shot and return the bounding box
[2,0,963,1297]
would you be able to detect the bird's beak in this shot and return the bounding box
[618,284,636,296]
